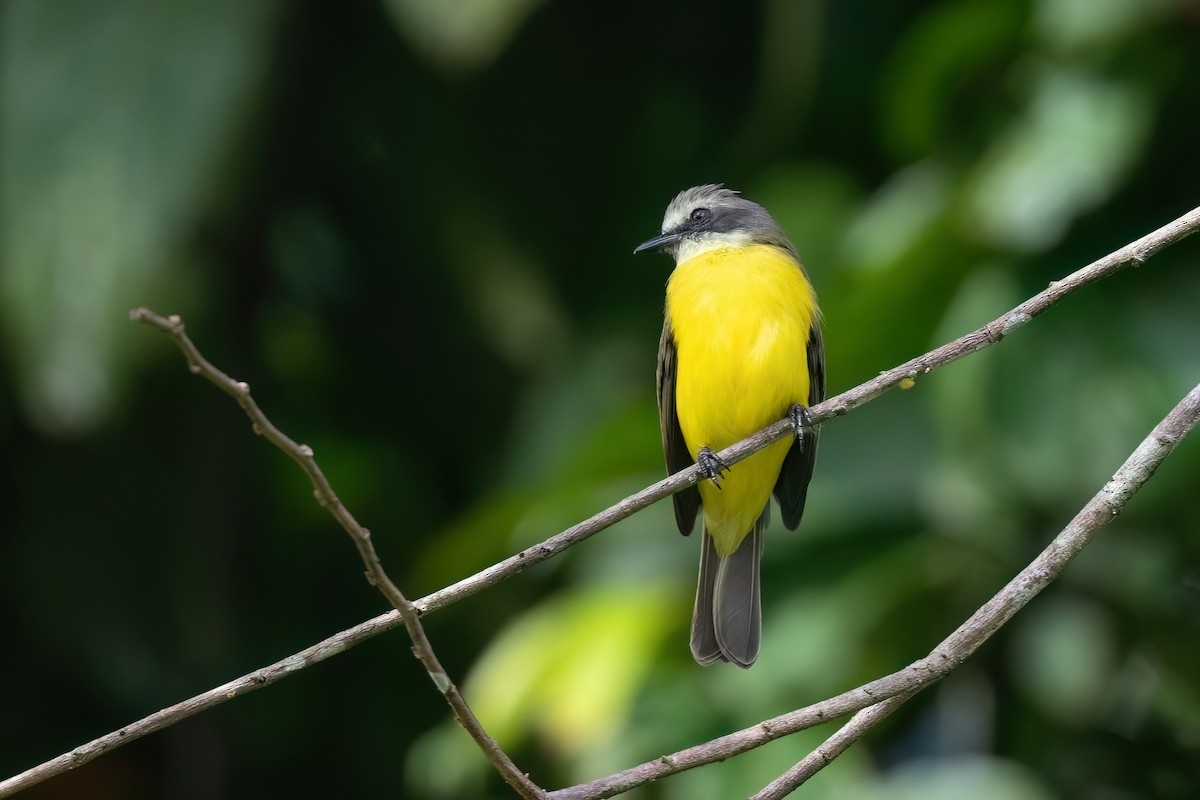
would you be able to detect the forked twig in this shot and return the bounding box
[125,309,544,800]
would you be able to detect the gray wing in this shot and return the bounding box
[658,319,700,536]
[774,321,825,530]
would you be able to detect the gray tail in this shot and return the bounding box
[690,509,767,668]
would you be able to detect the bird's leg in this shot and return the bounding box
[788,403,812,449]
[696,446,730,488]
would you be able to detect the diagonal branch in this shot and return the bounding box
[749,693,913,800]
[2,202,1198,798]
[0,613,401,798]
[415,202,1200,615]
[124,309,545,800]
[557,381,1200,800]
[747,380,1200,800]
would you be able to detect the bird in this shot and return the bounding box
[635,184,825,668]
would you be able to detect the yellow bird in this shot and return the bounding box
[635,184,825,667]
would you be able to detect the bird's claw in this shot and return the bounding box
[697,446,730,488]
[788,403,812,448]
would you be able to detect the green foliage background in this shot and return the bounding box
[2,0,1199,798]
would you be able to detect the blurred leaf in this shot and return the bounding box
[405,723,490,800]
[842,160,952,274]
[754,160,865,284]
[0,0,277,436]
[384,0,545,73]
[1033,0,1165,54]
[869,756,1054,800]
[920,265,1024,559]
[824,160,965,384]
[444,204,573,374]
[880,0,1024,159]
[1010,596,1118,724]
[966,66,1150,251]
[408,582,678,791]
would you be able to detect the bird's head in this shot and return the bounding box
[634,184,791,263]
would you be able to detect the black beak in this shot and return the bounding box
[633,231,682,255]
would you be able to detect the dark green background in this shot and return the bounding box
[2,0,1199,798]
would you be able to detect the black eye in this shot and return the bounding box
[689,207,710,222]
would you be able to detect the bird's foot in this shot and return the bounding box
[788,403,812,448]
[697,446,730,488]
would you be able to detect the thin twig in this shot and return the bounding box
[2,203,1198,798]
[418,202,1200,613]
[128,309,544,800]
[747,381,1200,800]
[554,381,1200,800]
[0,614,399,797]
[749,694,913,800]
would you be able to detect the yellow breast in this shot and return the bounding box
[666,244,817,555]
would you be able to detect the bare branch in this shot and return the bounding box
[752,379,1200,799]
[0,614,398,798]
[420,202,1200,613]
[3,203,1197,798]
[749,694,913,800]
[129,310,544,800]
[553,381,1200,800]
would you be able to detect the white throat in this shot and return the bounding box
[673,231,755,265]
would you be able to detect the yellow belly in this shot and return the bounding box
[666,244,816,556]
